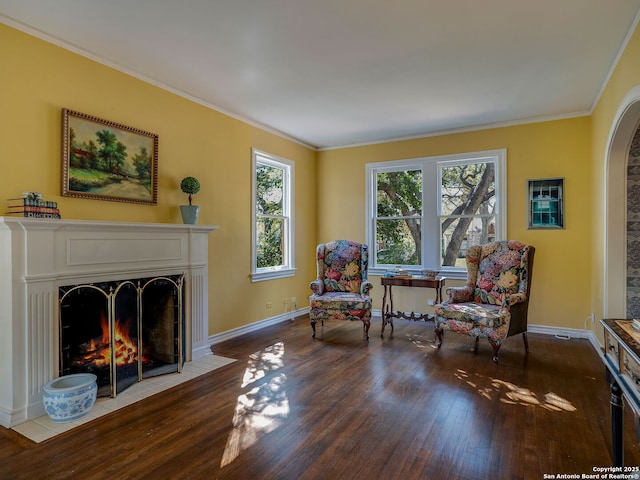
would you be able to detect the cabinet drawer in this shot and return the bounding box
[621,347,640,397]
[605,329,620,371]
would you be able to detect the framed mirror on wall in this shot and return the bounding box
[527,178,564,229]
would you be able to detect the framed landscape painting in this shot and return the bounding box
[61,109,158,204]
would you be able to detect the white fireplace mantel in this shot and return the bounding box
[0,217,219,428]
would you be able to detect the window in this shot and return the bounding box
[366,149,506,278]
[251,149,295,281]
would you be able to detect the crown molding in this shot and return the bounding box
[0,15,317,151]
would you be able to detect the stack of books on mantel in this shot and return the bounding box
[5,192,61,219]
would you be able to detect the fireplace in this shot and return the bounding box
[0,218,218,427]
[59,274,184,397]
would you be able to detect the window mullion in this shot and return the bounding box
[423,161,439,270]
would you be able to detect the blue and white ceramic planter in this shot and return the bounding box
[43,373,97,423]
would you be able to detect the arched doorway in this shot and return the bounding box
[604,86,640,318]
[627,127,640,316]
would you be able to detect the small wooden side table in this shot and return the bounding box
[380,276,445,337]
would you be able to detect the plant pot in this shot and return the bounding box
[180,205,200,224]
[43,373,97,423]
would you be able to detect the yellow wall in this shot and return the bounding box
[590,21,640,337]
[0,24,318,336]
[319,118,592,330]
[7,16,639,338]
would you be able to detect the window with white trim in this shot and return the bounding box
[251,149,295,282]
[366,149,506,278]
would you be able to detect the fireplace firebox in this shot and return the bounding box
[59,274,184,397]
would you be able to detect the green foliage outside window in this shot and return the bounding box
[376,169,422,265]
[439,163,495,266]
[375,162,495,267]
[256,163,285,268]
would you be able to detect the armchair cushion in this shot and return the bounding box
[309,292,371,321]
[434,302,508,329]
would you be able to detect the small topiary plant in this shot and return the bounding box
[180,176,201,205]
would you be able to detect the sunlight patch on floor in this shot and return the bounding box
[454,369,577,411]
[406,333,440,350]
[221,342,290,468]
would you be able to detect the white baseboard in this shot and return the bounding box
[207,312,605,359]
[527,324,604,359]
[191,344,214,360]
[208,307,310,350]
[526,323,590,339]
[0,404,27,429]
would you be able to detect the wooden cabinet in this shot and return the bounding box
[601,319,640,467]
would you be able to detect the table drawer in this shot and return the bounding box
[621,347,640,396]
[605,329,620,371]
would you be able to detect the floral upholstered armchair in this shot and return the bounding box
[434,240,535,363]
[309,240,373,339]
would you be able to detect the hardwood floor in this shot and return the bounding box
[0,315,638,479]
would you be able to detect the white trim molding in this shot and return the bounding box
[603,85,640,319]
[209,307,310,347]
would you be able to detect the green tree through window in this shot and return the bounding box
[439,162,495,266]
[256,163,284,268]
[367,150,505,274]
[252,149,295,282]
[376,169,422,265]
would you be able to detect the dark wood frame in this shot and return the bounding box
[61,109,158,205]
[526,177,564,229]
[380,276,445,336]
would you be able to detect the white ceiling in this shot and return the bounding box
[2,0,640,149]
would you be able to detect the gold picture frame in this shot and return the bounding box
[61,109,158,205]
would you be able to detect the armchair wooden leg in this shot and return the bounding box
[363,320,370,340]
[488,338,501,363]
[434,328,443,348]
[311,319,325,338]
[474,336,480,353]
[523,332,530,353]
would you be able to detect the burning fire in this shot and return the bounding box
[78,313,139,367]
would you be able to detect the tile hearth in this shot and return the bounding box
[12,354,235,443]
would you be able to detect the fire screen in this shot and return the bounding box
[59,274,184,397]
